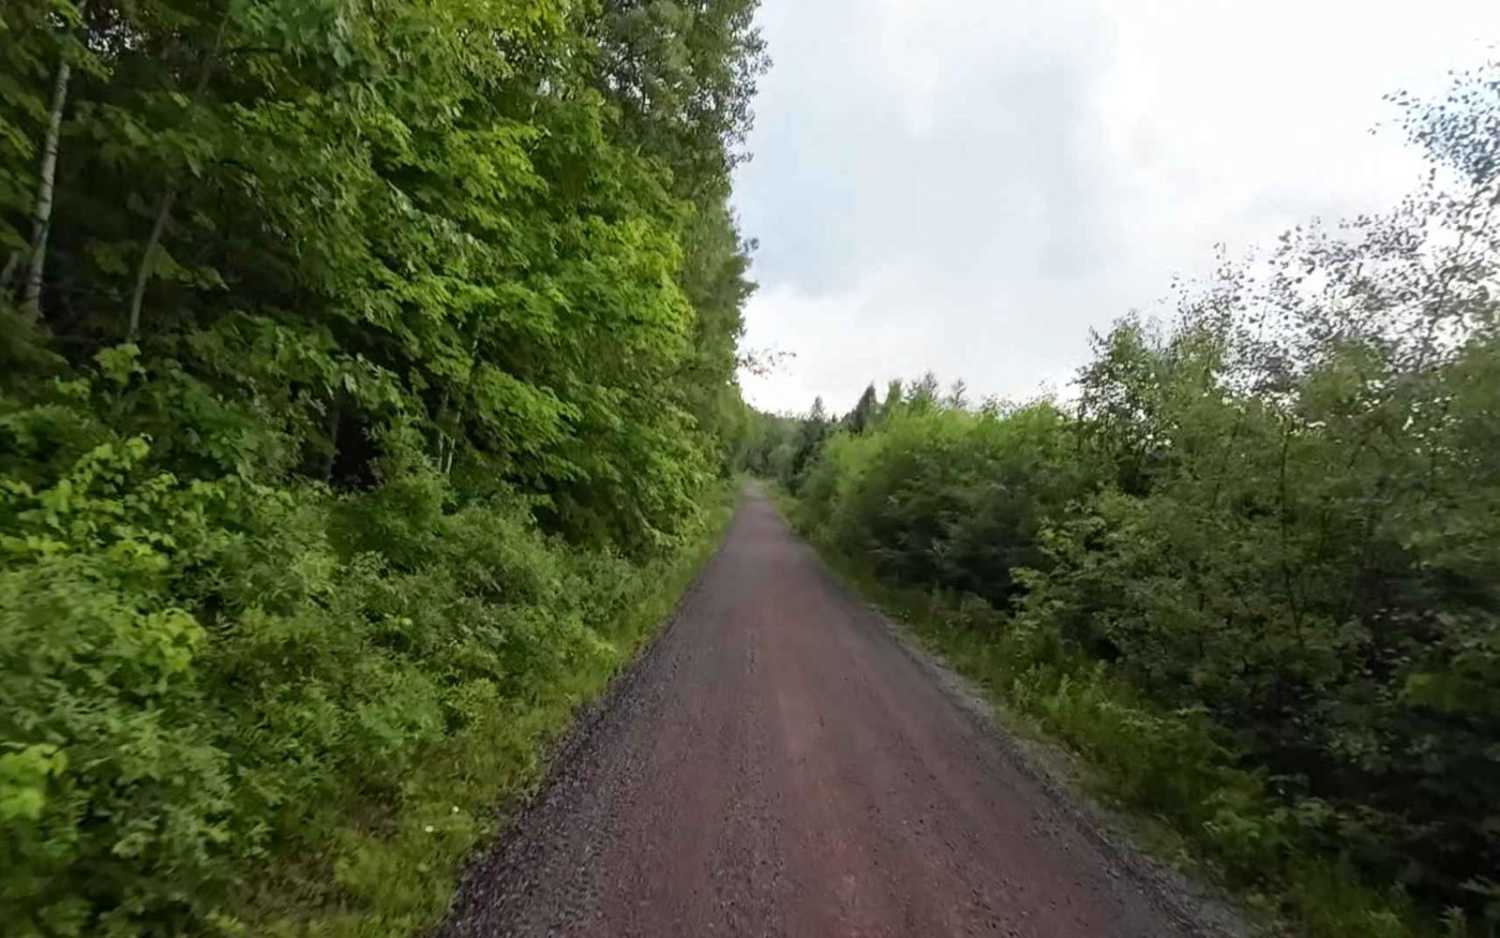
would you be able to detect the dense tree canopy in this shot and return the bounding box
[0,0,764,933]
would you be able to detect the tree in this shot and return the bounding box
[946,378,968,409]
[783,63,1500,929]
[908,370,940,412]
[877,379,904,424]
[845,382,878,433]
[0,0,767,931]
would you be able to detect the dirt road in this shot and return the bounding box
[442,487,1221,937]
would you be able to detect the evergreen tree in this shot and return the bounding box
[845,382,878,434]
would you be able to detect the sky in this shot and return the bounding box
[730,0,1500,415]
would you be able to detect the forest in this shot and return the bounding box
[7,0,1500,933]
[751,67,1500,937]
[0,0,764,934]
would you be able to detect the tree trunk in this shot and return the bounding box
[125,6,229,341]
[19,1,86,320]
[126,189,177,341]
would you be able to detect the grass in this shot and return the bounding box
[242,483,739,938]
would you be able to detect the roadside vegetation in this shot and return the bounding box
[0,0,763,935]
[750,65,1500,937]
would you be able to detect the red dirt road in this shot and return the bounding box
[441,488,1214,937]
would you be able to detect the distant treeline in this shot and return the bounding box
[752,66,1500,937]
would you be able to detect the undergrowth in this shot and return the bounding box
[773,488,1472,938]
[240,483,738,938]
[1,425,737,937]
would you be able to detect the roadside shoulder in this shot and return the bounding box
[869,600,1257,938]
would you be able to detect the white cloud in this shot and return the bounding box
[732,0,1500,415]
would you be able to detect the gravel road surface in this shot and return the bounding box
[440,487,1229,937]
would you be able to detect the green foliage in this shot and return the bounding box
[778,64,1500,935]
[796,399,1085,604]
[0,385,737,936]
[0,0,761,933]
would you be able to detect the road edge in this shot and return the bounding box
[431,486,742,937]
[783,505,1260,938]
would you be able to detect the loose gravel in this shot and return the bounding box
[437,488,1250,938]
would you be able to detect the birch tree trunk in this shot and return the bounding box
[19,1,86,320]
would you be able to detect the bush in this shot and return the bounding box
[0,394,730,935]
[779,69,1500,927]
